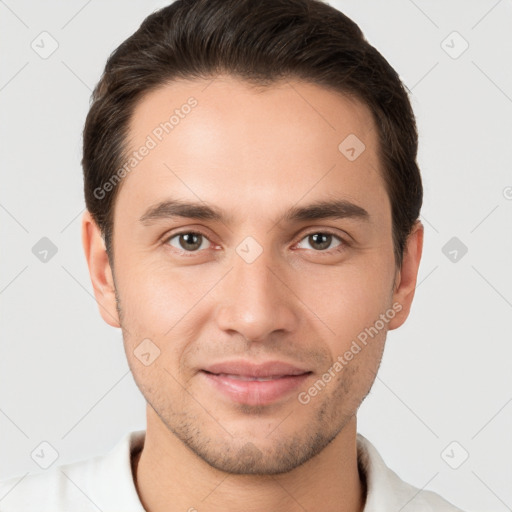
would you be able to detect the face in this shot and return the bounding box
[83,75,422,475]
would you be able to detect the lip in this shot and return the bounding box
[203,360,310,378]
[200,360,312,406]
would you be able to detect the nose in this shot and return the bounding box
[213,244,300,342]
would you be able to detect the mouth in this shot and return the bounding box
[199,360,313,406]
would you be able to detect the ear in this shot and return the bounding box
[81,210,120,328]
[388,220,424,330]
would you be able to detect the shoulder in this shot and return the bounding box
[0,456,107,512]
[357,433,466,512]
[0,430,145,512]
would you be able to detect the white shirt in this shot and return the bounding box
[0,430,465,511]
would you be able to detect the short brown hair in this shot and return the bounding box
[82,0,422,269]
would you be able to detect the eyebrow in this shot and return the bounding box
[139,198,370,226]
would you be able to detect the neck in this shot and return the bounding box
[133,407,366,512]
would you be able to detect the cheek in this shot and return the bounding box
[121,274,175,334]
[116,254,187,324]
[295,258,394,341]
[115,256,223,356]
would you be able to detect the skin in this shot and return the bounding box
[82,75,423,512]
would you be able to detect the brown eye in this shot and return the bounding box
[296,232,344,252]
[167,232,211,252]
[309,233,332,250]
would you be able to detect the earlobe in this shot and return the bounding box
[81,210,121,328]
[388,220,424,330]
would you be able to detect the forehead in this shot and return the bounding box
[116,75,387,226]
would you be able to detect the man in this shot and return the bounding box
[0,0,466,510]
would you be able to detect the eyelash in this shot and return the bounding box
[162,229,349,256]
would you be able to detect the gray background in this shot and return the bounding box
[1,1,511,510]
